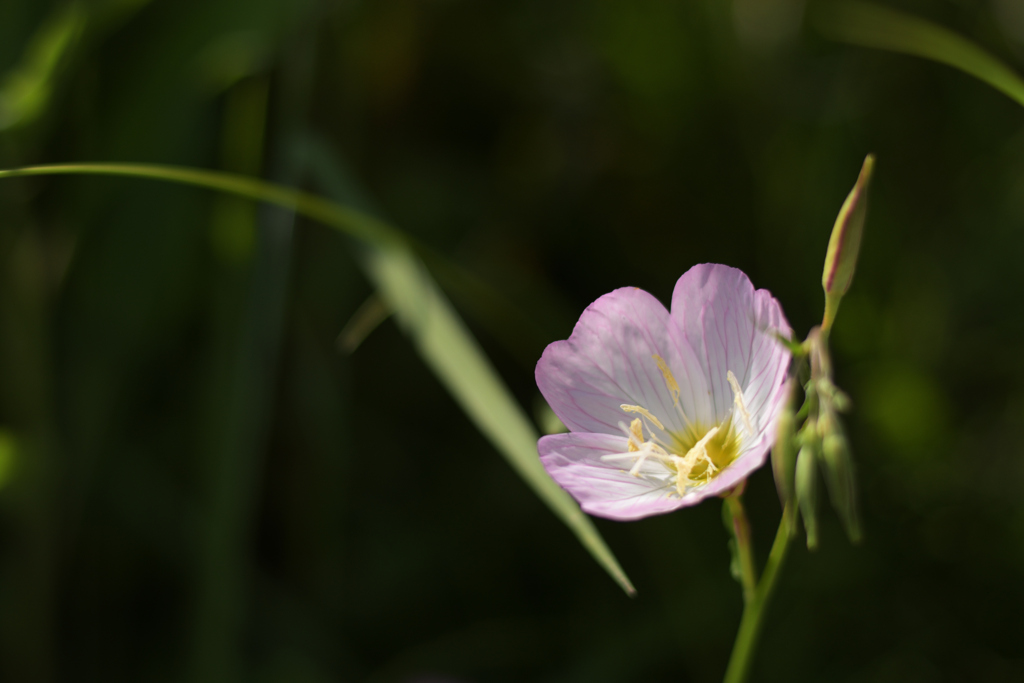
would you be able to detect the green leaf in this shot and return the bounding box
[0,162,636,595]
[0,428,16,490]
[0,0,156,131]
[293,145,635,595]
[813,0,1024,110]
[0,2,86,131]
[362,245,634,593]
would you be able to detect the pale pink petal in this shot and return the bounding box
[538,432,685,521]
[540,432,756,520]
[697,433,775,499]
[740,288,793,445]
[664,318,716,427]
[536,287,692,437]
[670,264,791,424]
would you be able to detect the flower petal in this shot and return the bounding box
[536,287,691,436]
[671,264,791,424]
[540,431,758,520]
[740,288,793,442]
[538,432,685,521]
[690,438,772,499]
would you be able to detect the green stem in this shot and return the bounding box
[724,495,758,604]
[722,506,794,683]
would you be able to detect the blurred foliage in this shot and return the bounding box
[2,0,1024,682]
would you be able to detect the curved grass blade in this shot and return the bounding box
[813,0,1024,109]
[0,162,636,595]
[361,244,634,595]
[0,3,86,130]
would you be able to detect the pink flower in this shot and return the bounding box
[536,264,792,521]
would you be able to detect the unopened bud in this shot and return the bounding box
[822,154,875,331]
[814,376,852,414]
[816,406,835,439]
[821,432,862,543]
[795,445,819,550]
[830,387,851,413]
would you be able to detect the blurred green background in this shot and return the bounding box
[2,0,1024,681]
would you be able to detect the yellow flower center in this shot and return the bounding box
[601,355,750,497]
[668,419,742,483]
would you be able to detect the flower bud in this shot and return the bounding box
[795,444,819,550]
[770,380,797,505]
[821,431,862,543]
[822,154,875,331]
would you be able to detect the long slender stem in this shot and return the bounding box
[724,495,758,604]
[723,506,794,683]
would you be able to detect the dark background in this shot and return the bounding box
[1,0,1023,681]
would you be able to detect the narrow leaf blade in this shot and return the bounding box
[814,0,1024,109]
[0,161,636,595]
[363,246,635,594]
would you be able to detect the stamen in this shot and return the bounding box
[652,354,681,406]
[605,410,733,492]
[628,452,649,477]
[672,426,721,495]
[602,438,674,478]
[673,455,689,495]
[620,404,665,431]
[684,425,720,462]
[727,371,755,434]
[601,453,639,462]
[626,418,644,452]
[700,455,720,483]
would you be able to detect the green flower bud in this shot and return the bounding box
[821,431,862,543]
[822,154,875,331]
[770,380,797,505]
[795,444,819,550]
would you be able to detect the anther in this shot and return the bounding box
[652,354,681,406]
[620,404,665,431]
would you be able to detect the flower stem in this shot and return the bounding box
[724,495,758,604]
[722,506,794,683]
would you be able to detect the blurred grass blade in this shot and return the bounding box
[361,245,633,594]
[0,0,157,132]
[0,2,86,131]
[0,162,636,595]
[336,294,391,353]
[813,0,1024,109]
